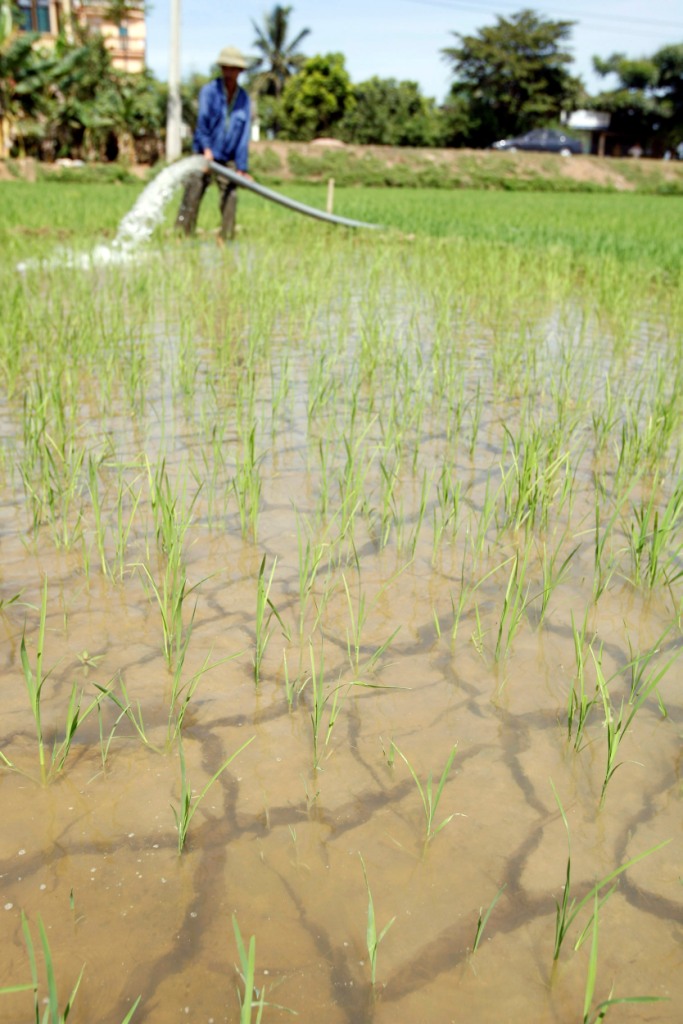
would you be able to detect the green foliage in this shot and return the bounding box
[442,9,582,146]
[592,43,683,150]
[248,4,310,99]
[338,77,446,147]
[1,30,165,160]
[278,52,354,141]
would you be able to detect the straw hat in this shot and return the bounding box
[216,45,248,69]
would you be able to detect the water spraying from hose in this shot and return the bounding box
[17,155,380,272]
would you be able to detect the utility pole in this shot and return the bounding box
[165,0,181,162]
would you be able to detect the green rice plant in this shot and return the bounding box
[467,381,482,459]
[593,477,638,601]
[254,555,288,686]
[566,610,599,751]
[18,576,50,780]
[499,424,569,533]
[87,451,109,577]
[550,780,670,961]
[471,884,506,955]
[2,911,141,1023]
[233,424,262,541]
[95,698,130,775]
[95,676,153,750]
[295,515,329,647]
[406,468,430,558]
[494,547,531,662]
[432,461,462,561]
[359,854,395,988]
[306,641,390,772]
[468,474,499,564]
[111,469,143,582]
[393,743,458,846]
[626,477,683,589]
[341,565,404,671]
[232,915,265,1024]
[581,894,665,1023]
[625,625,680,705]
[136,559,189,670]
[337,418,377,543]
[592,643,673,806]
[172,734,254,853]
[167,633,243,744]
[377,457,400,549]
[534,536,579,627]
[13,577,101,782]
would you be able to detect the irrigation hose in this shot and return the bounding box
[208,160,382,230]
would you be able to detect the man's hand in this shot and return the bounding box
[236,170,254,182]
[203,148,213,172]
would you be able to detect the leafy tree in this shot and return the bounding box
[442,9,582,147]
[1,24,165,160]
[249,4,310,98]
[592,44,683,151]
[278,52,354,141]
[338,77,446,147]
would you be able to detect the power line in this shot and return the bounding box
[401,0,683,34]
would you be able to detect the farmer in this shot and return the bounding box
[175,45,252,240]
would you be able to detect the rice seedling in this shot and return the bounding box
[494,547,531,663]
[95,676,152,749]
[392,743,458,847]
[566,610,599,751]
[295,515,329,648]
[233,423,263,541]
[305,640,391,772]
[232,915,265,1024]
[471,884,506,955]
[172,734,254,853]
[533,535,579,627]
[625,625,680,705]
[359,854,395,988]
[254,555,288,686]
[167,633,243,744]
[341,566,404,671]
[13,577,102,782]
[592,643,674,806]
[626,477,683,589]
[550,780,670,962]
[581,894,665,1023]
[3,911,141,1023]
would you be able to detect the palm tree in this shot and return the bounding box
[249,4,310,98]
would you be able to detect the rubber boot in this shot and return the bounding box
[220,187,238,241]
[175,171,206,235]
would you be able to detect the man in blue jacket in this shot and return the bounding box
[176,45,252,240]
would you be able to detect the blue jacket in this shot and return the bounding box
[192,78,251,171]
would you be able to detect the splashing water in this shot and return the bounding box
[17,155,205,272]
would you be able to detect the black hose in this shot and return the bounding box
[208,160,382,230]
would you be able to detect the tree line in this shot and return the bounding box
[1,2,681,161]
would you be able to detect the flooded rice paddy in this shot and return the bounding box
[1,192,682,1023]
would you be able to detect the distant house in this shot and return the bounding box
[17,0,146,73]
[565,110,611,157]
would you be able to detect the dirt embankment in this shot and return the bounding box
[250,140,683,193]
[2,143,683,193]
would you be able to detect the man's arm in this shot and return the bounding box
[194,81,218,162]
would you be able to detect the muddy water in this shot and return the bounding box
[1,247,682,1024]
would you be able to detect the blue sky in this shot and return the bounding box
[146,1,682,102]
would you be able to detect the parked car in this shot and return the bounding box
[491,129,582,155]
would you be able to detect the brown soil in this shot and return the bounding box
[251,140,683,191]
[3,145,682,192]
